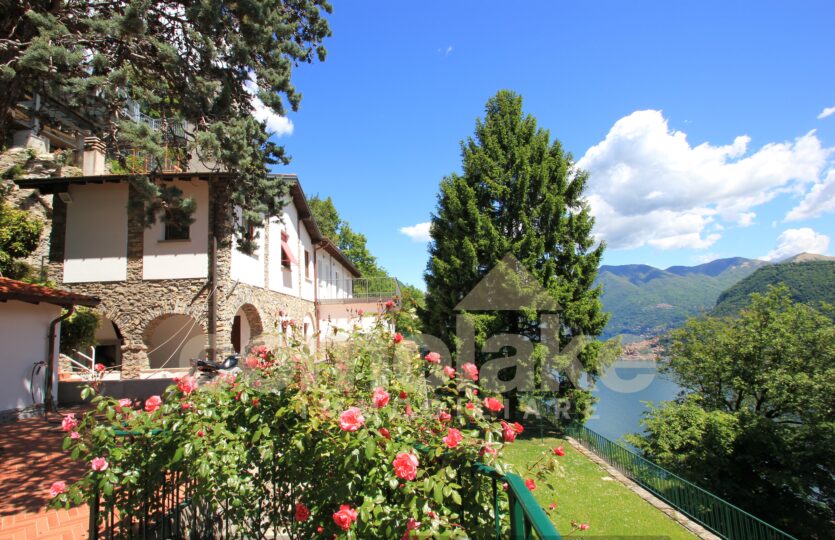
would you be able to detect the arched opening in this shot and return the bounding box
[231,304,263,354]
[93,316,123,370]
[302,313,315,342]
[143,314,208,369]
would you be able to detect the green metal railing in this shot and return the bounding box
[320,277,401,303]
[473,462,562,539]
[564,422,796,540]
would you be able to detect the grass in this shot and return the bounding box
[502,435,697,538]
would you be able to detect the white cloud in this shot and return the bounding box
[762,228,830,261]
[577,110,831,250]
[818,106,835,120]
[400,222,432,242]
[785,169,835,221]
[244,75,294,137]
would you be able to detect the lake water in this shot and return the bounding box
[584,361,682,443]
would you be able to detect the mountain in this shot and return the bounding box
[713,258,835,316]
[596,257,769,338]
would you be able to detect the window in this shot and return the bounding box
[280,231,297,269]
[304,250,311,279]
[164,209,190,240]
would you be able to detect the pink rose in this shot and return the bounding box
[91,457,108,472]
[465,402,475,412]
[437,410,451,423]
[425,351,441,364]
[177,376,197,396]
[332,504,358,531]
[116,398,132,411]
[549,502,557,510]
[393,452,419,481]
[553,446,565,457]
[480,444,498,456]
[579,523,590,531]
[393,332,403,344]
[483,397,504,412]
[405,404,414,417]
[245,356,260,369]
[181,402,191,410]
[443,366,456,378]
[402,517,421,539]
[525,478,536,491]
[70,431,80,440]
[442,428,463,448]
[339,407,365,432]
[94,363,105,373]
[49,481,68,497]
[144,395,162,413]
[61,413,78,432]
[294,502,310,522]
[372,387,390,408]
[501,420,522,442]
[461,362,479,381]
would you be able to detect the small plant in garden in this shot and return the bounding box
[50,309,578,538]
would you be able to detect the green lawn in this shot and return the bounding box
[503,436,697,538]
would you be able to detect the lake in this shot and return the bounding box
[584,360,682,443]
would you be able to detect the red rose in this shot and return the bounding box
[394,332,403,344]
[461,362,479,381]
[393,451,419,481]
[339,407,365,432]
[402,517,421,539]
[245,356,260,369]
[480,444,497,456]
[177,376,197,396]
[385,300,395,310]
[465,402,475,411]
[437,410,451,423]
[94,363,105,373]
[501,420,518,442]
[399,391,408,399]
[442,428,463,448]
[332,504,358,531]
[425,352,441,364]
[525,479,536,491]
[144,395,162,413]
[553,446,565,457]
[483,397,504,412]
[513,422,524,434]
[379,427,391,440]
[372,387,390,408]
[294,502,310,522]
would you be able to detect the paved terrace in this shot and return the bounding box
[0,409,89,540]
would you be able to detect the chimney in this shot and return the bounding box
[82,136,106,176]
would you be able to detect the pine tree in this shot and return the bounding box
[423,90,609,415]
[0,1,332,245]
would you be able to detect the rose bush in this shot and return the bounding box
[50,310,569,538]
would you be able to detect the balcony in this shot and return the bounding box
[317,276,401,305]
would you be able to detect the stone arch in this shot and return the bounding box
[142,313,208,369]
[231,303,264,354]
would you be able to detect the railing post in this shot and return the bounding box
[508,491,526,540]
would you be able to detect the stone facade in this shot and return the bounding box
[40,176,315,378]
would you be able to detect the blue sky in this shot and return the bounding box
[266,1,835,288]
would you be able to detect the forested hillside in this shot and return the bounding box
[597,257,768,338]
[713,259,835,316]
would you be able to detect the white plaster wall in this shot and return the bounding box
[299,225,315,301]
[234,308,251,354]
[0,301,60,412]
[230,209,265,288]
[64,183,128,283]
[268,197,299,295]
[317,251,353,300]
[143,180,209,280]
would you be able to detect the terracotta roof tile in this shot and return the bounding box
[0,277,100,307]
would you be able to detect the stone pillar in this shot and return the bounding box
[120,340,149,379]
[82,137,106,176]
[126,183,144,282]
[47,195,67,283]
[13,129,49,153]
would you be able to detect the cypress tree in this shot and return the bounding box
[423,90,609,416]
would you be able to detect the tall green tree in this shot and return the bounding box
[308,195,386,277]
[422,90,608,415]
[629,285,835,537]
[1,0,332,245]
